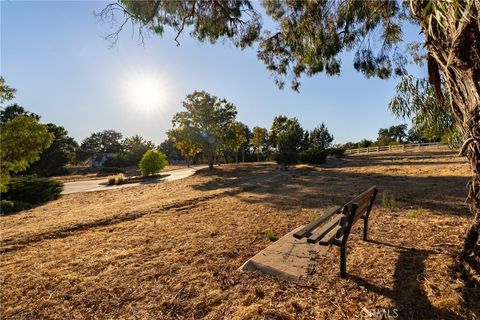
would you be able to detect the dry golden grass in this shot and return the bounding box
[1,151,479,319]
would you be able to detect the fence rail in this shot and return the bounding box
[344,142,451,155]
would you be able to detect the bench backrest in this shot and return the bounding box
[293,186,378,245]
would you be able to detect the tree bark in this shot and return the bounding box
[411,0,480,283]
[208,149,214,170]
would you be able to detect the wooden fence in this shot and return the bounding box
[344,142,452,155]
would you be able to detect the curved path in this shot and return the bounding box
[62,166,207,195]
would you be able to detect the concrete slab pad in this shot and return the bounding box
[239,226,330,281]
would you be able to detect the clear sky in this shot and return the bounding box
[1,1,427,145]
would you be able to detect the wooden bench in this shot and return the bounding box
[293,186,378,278]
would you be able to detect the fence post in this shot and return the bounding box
[376,146,379,152]
[402,145,405,152]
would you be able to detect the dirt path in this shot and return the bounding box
[62,166,207,194]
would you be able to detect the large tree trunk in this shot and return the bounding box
[411,0,480,284]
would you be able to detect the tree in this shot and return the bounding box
[167,125,201,166]
[273,117,304,166]
[103,0,480,283]
[29,124,78,176]
[171,91,237,169]
[77,130,123,161]
[0,76,16,105]
[1,115,53,191]
[122,134,155,164]
[252,126,268,162]
[1,104,40,123]
[310,123,334,151]
[390,75,459,144]
[139,150,167,176]
[158,138,183,162]
[377,124,408,145]
[224,121,247,163]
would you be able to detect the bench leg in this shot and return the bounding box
[340,244,347,278]
[363,216,369,241]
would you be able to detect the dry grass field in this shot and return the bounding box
[1,151,479,319]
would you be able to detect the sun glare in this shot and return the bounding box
[124,72,165,112]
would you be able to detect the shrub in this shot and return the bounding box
[107,176,116,185]
[99,166,125,174]
[309,211,318,222]
[2,176,63,204]
[329,148,345,159]
[1,200,33,215]
[139,150,167,176]
[299,148,327,164]
[265,230,277,242]
[407,209,423,219]
[103,153,131,167]
[115,173,126,185]
[276,150,298,167]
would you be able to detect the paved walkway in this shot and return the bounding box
[62,166,207,195]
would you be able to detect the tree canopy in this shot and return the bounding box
[77,130,123,161]
[170,90,237,169]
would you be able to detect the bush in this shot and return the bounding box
[276,150,298,167]
[115,173,126,185]
[139,150,168,176]
[329,147,345,159]
[103,153,131,167]
[381,191,398,208]
[1,200,32,215]
[265,230,277,241]
[2,176,63,204]
[107,176,116,185]
[299,148,327,164]
[99,166,125,174]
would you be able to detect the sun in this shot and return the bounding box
[125,73,164,112]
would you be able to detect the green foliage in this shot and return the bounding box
[0,76,16,105]
[2,176,63,205]
[0,104,40,123]
[309,123,333,151]
[107,1,407,90]
[99,167,125,174]
[1,200,32,215]
[139,150,167,176]
[77,130,123,161]
[265,230,277,242]
[170,91,237,169]
[122,134,156,164]
[28,123,78,176]
[1,115,53,191]
[329,148,345,159]
[377,124,408,145]
[223,121,247,162]
[252,126,268,161]
[158,138,183,162]
[299,148,327,165]
[103,153,130,167]
[407,209,424,219]
[272,116,304,166]
[390,75,456,144]
[381,192,398,209]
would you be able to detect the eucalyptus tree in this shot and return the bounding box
[167,125,201,166]
[390,75,460,146]
[100,0,480,275]
[171,91,237,169]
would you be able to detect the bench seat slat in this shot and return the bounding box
[293,206,342,239]
[318,225,343,246]
[306,214,345,243]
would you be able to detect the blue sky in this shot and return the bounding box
[1,1,427,145]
